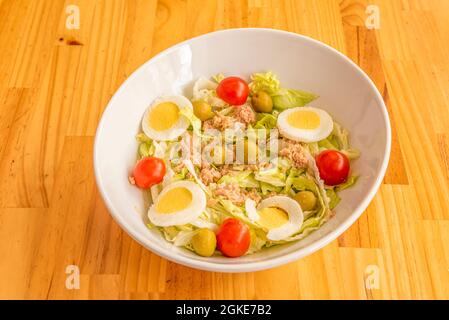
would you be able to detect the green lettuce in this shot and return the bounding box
[326,188,341,210]
[291,176,319,193]
[336,175,359,192]
[272,88,318,110]
[213,199,263,229]
[138,142,154,158]
[255,166,286,187]
[254,113,278,130]
[284,168,305,193]
[247,228,267,254]
[249,71,280,95]
[136,133,154,158]
[218,171,260,189]
[318,137,339,151]
[319,122,360,160]
[171,166,189,182]
[341,149,361,160]
[212,73,225,83]
[179,107,203,137]
[260,181,283,195]
[136,132,151,143]
[267,173,330,244]
[249,71,317,110]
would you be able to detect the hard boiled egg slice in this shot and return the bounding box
[142,95,192,141]
[245,196,304,241]
[277,107,333,143]
[148,180,206,227]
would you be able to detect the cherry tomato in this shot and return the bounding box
[216,218,250,258]
[216,76,249,105]
[315,150,350,186]
[132,157,166,189]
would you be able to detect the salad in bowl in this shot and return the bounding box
[129,72,360,258]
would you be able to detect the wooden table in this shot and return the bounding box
[1,0,448,300]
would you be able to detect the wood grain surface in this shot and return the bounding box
[1,0,448,300]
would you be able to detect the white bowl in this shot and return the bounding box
[94,28,391,273]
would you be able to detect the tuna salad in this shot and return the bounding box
[129,72,360,258]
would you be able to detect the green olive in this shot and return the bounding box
[191,228,217,257]
[251,90,273,113]
[294,191,317,211]
[192,100,214,121]
[211,145,227,164]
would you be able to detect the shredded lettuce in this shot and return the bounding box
[291,176,319,193]
[173,230,197,247]
[332,122,349,149]
[212,73,225,83]
[192,77,226,107]
[336,175,358,192]
[341,149,361,160]
[318,137,338,151]
[214,199,263,227]
[138,71,362,256]
[171,166,188,182]
[326,188,341,209]
[138,141,153,158]
[272,88,318,110]
[218,171,260,189]
[160,226,180,242]
[249,71,280,95]
[136,133,151,143]
[248,71,317,110]
[270,173,330,244]
[260,181,283,195]
[284,167,305,194]
[255,167,286,187]
[136,133,154,158]
[317,122,360,160]
[179,107,204,138]
[247,228,267,254]
[307,142,320,156]
[254,112,278,130]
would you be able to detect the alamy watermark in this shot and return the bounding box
[65,264,80,290]
[65,5,80,30]
[158,128,282,169]
[364,264,380,290]
[365,5,380,30]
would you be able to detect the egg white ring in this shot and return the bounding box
[277,107,334,143]
[257,196,304,241]
[148,180,206,227]
[141,95,192,141]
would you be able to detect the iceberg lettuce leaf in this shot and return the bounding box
[272,88,318,110]
[336,175,359,192]
[254,113,278,130]
[326,188,341,210]
[218,171,260,189]
[249,71,280,95]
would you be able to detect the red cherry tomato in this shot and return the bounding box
[315,150,350,186]
[216,218,250,258]
[216,76,249,105]
[132,157,166,189]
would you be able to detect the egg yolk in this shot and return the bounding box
[148,102,180,131]
[287,110,320,130]
[258,207,289,230]
[156,187,192,214]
